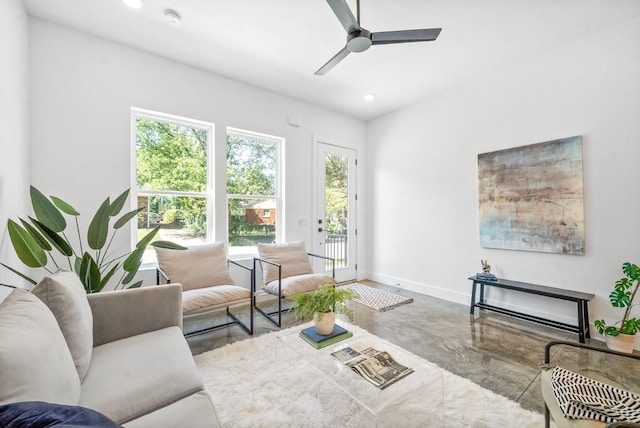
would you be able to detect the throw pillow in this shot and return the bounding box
[256,241,313,284]
[155,242,234,291]
[0,288,81,405]
[32,269,93,381]
[0,401,121,427]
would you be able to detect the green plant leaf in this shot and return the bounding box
[78,253,101,293]
[126,280,143,289]
[50,196,80,216]
[609,288,631,308]
[98,263,120,290]
[0,263,37,285]
[30,186,66,232]
[622,262,640,281]
[150,240,187,250]
[108,189,130,217]
[7,219,48,268]
[122,259,142,284]
[20,219,52,251]
[87,197,111,250]
[114,208,143,229]
[29,217,74,257]
[123,247,145,272]
[136,227,160,250]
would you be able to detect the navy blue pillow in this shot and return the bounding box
[0,401,121,427]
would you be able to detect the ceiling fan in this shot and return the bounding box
[315,0,442,76]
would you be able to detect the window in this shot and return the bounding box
[226,128,282,252]
[133,109,213,250]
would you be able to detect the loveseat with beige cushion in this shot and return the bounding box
[0,270,220,427]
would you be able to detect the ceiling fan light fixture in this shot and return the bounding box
[122,0,143,9]
[364,93,376,101]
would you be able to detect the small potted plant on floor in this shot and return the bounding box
[594,262,640,353]
[292,285,359,335]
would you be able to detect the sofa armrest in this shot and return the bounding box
[88,284,183,347]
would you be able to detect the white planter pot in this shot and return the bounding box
[313,312,335,335]
[605,332,637,353]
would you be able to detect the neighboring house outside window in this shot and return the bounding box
[132,108,213,254]
[226,127,282,254]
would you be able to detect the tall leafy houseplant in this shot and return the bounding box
[1,186,184,292]
[594,262,640,337]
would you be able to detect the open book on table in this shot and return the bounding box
[331,346,414,390]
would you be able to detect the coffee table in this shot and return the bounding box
[276,321,444,427]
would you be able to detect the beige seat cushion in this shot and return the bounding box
[155,242,234,291]
[256,241,313,284]
[80,326,203,424]
[183,285,251,315]
[0,288,81,405]
[32,269,93,380]
[263,273,336,297]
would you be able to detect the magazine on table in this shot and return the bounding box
[331,346,414,389]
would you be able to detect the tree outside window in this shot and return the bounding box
[134,111,212,249]
[227,129,281,249]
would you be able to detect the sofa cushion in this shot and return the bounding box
[183,285,251,315]
[123,391,220,428]
[0,401,120,427]
[257,241,313,284]
[155,242,234,291]
[80,326,203,424]
[32,269,93,380]
[0,288,81,405]
[263,273,336,297]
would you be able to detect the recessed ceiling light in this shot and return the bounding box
[122,0,143,9]
[164,9,181,25]
[364,93,376,101]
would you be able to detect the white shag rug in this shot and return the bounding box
[194,323,544,427]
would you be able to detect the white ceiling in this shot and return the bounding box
[21,0,640,121]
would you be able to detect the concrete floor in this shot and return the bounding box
[186,281,640,415]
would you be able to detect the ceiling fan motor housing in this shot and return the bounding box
[347,29,372,52]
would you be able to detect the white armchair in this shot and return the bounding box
[253,241,336,327]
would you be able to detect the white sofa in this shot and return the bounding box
[0,270,219,427]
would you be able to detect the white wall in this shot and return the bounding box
[0,0,29,298]
[365,16,640,334]
[28,19,367,287]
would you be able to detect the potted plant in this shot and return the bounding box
[1,186,184,293]
[292,285,359,335]
[594,262,640,353]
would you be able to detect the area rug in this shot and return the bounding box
[194,323,544,427]
[339,282,413,312]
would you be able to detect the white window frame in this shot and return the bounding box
[130,107,215,258]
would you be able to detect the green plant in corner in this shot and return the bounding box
[1,186,185,293]
[292,284,359,322]
[594,262,640,337]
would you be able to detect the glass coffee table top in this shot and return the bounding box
[276,320,444,427]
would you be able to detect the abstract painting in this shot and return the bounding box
[478,136,584,254]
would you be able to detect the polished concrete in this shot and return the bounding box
[186,281,640,415]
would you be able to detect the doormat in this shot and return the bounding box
[338,283,413,312]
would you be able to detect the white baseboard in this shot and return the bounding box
[364,271,580,330]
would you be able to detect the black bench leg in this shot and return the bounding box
[470,281,477,314]
[577,301,586,343]
[583,300,591,339]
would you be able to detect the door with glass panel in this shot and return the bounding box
[314,142,357,282]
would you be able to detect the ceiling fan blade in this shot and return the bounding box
[371,28,442,45]
[314,46,351,76]
[326,0,360,34]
